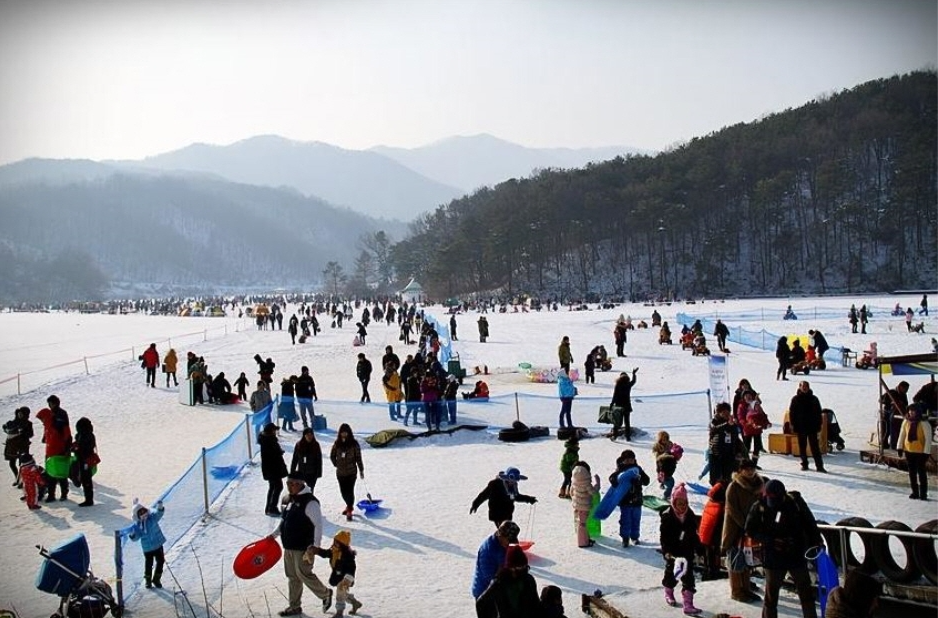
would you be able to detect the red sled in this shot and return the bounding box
[233,537,282,579]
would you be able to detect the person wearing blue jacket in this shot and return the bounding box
[128,499,166,589]
[557,368,577,429]
[471,520,519,600]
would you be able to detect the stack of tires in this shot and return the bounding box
[818,517,937,588]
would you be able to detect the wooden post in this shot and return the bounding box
[201,448,210,516]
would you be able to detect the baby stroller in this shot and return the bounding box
[36,533,121,618]
[823,409,846,451]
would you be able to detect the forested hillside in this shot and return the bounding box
[392,72,937,300]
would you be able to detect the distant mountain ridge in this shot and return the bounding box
[371,133,645,193]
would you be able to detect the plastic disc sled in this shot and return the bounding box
[356,499,383,512]
[518,540,535,550]
[233,537,282,579]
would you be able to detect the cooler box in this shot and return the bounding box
[767,433,793,455]
[313,415,328,431]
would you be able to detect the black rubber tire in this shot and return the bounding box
[913,520,938,585]
[498,428,530,442]
[817,520,843,567]
[872,520,920,583]
[836,516,877,573]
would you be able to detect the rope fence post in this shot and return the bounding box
[245,415,253,460]
[84,357,89,375]
[201,447,210,517]
[17,373,21,396]
[514,392,520,422]
[114,529,124,611]
[203,329,208,342]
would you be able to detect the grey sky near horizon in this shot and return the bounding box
[0,0,934,166]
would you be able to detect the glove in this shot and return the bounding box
[302,547,315,564]
[530,497,538,504]
[155,500,164,511]
[469,505,478,514]
[673,557,688,579]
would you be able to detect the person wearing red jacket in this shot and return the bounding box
[36,394,72,502]
[141,343,160,388]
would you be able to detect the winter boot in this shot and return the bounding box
[730,571,759,602]
[349,597,362,615]
[559,488,567,499]
[681,590,701,615]
[664,587,677,606]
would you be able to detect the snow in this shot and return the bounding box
[0,296,935,618]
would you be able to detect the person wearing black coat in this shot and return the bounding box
[290,428,322,493]
[356,353,373,403]
[713,319,730,352]
[808,329,830,362]
[3,406,33,480]
[789,380,826,472]
[470,467,537,527]
[775,336,791,381]
[71,417,98,507]
[708,402,744,486]
[744,479,823,618]
[258,423,288,515]
[610,368,638,441]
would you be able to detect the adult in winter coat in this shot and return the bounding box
[744,479,823,618]
[381,345,401,373]
[3,406,33,480]
[290,428,323,494]
[807,330,830,362]
[471,520,520,600]
[713,319,730,352]
[697,482,726,581]
[774,336,791,381]
[557,368,577,429]
[36,395,72,501]
[331,423,364,521]
[162,348,179,387]
[477,316,489,342]
[470,467,538,527]
[268,474,332,616]
[848,304,859,333]
[255,354,276,385]
[658,484,702,615]
[382,367,403,421]
[141,343,160,388]
[420,372,443,431]
[258,423,288,515]
[211,372,236,404]
[71,417,98,506]
[610,368,638,441]
[788,380,826,473]
[249,380,272,413]
[294,366,318,429]
[897,404,933,500]
[825,570,882,618]
[708,402,743,486]
[570,462,600,547]
[558,336,573,372]
[859,305,869,334]
[449,314,458,341]
[721,459,764,603]
[356,354,373,403]
[279,377,298,432]
[475,544,543,618]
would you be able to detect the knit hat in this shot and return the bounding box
[765,479,786,508]
[334,530,351,547]
[738,458,757,470]
[671,483,688,507]
[505,544,528,568]
[18,453,34,466]
[286,473,306,484]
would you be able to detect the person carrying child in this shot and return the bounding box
[309,530,363,617]
[4,406,33,482]
[659,483,702,615]
[608,449,650,547]
[17,453,46,510]
[128,499,166,589]
[570,461,600,548]
[558,438,579,499]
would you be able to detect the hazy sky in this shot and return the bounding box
[0,0,934,165]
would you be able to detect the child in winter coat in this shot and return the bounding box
[310,530,362,617]
[608,449,650,547]
[17,453,46,510]
[659,483,702,615]
[652,431,680,500]
[71,417,99,507]
[558,438,579,499]
[128,499,167,589]
[570,461,600,547]
[234,371,250,401]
